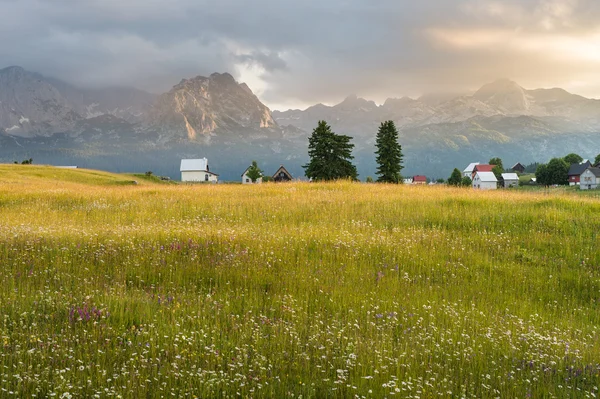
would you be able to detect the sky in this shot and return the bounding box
[1,0,600,110]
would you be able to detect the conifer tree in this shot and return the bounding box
[303,120,358,181]
[375,121,403,183]
[448,168,462,186]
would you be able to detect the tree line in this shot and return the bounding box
[534,153,600,186]
[303,120,404,182]
[247,120,404,183]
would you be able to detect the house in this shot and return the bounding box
[241,166,262,184]
[511,163,525,173]
[412,175,427,185]
[471,164,494,180]
[272,165,293,182]
[472,171,498,190]
[580,167,600,190]
[463,162,480,178]
[568,161,592,186]
[501,173,519,188]
[403,177,413,185]
[529,177,537,185]
[180,158,219,182]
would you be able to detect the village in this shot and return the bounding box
[177,156,600,190]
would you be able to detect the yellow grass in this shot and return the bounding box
[1,164,599,398]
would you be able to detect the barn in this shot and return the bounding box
[511,163,525,173]
[180,158,219,182]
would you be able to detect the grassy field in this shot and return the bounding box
[1,165,599,398]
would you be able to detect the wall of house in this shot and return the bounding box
[242,173,262,184]
[472,178,497,190]
[569,175,580,186]
[181,171,218,182]
[504,179,519,188]
[580,170,597,190]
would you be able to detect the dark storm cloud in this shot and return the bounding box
[1,0,600,109]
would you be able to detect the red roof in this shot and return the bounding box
[413,175,427,182]
[473,164,494,173]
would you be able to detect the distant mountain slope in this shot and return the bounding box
[0,66,155,135]
[273,78,600,134]
[0,66,81,136]
[46,78,156,122]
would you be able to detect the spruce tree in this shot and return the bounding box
[375,121,403,183]
[303,120,358,181]
[448,168,462,186]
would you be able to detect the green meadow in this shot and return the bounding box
[0,165,599,398]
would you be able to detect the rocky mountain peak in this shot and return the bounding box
[335,94,378,112]
[473,78,530,114]
[474,79,524,99]
[210,72,236,82]
[149,72,277,141]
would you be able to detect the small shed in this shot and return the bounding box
[463,162,480,178]
[580,167,600,190]
[501,173,519,188]
[412,175,427,185]
[180,158,219,182]
[511,163,525,173]
[241,166,262,184]
[472,171,498,190]
[272,165,293,182]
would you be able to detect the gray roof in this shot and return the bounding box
[475,171,498,182]
[463,162,480,173]
[568,161,592,176]
[584,167,600,177]
[180,158,208,172]
[501,173,519,180]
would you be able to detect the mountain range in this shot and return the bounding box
[1,65,599,180]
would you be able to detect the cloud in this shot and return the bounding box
[1,0,600,109]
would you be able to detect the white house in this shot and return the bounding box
[180,158,218,182]
[472,171,497,190]
[241,166,262,184]
[580,167,600,190]
[501,173,519,188]
[403,177,414,185]
[463,162,480,178]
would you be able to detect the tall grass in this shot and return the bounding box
[0,166,599,398]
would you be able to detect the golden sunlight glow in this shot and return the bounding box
[428,27,600,63]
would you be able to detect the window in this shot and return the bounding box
[205,174,209,181]
[246,178,250,183]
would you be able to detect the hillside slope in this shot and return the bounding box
[0,164,165,186]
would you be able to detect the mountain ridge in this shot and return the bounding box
[1,67,600,181]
